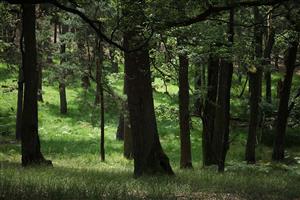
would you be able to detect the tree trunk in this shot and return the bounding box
[16,62,23,141]
[59,82,67,114]
[245,7,263,164]
[99,52,105,162]
[178,38,192,169]
[272,40,299,161]
[124,31,174,176]
[202,55,219,166]
[212,9,235,172]
[21,4,51,166]
[37,63,43,102]
[95,40,104,105]
[194,60,204,117]
[59,24,68,114]
[264,13,275,104]
[123,113,133,159]
[116,113,124,140]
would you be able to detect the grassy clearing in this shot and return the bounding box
[1,63,300,199]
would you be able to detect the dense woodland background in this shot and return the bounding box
[1,0,300,199]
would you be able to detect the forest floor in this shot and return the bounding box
[1,63,300,199]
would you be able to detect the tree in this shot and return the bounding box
[202,54,219,166]
[122,0,174,176]
[272,39,299,161]
[212,9,235,171]
[245,7,263,164]
[178,37,193,169]
[58,22,68,114]
[21,3,51,166]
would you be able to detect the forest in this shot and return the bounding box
[0,0,300,199]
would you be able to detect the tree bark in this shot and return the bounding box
[245,7,263,164]
[95,40,104,105]
[21,4,51,166]
[264,12,275,104]
[99,52,105,162]
[59,24,68,114]
[16,23,24,141]
[16,61,24,141]
[202,55,219,166]
[124,31,174,176]
[212,9,234,172]
[272,40,299,161]
[116,113,124,140]
[37,63,43,102]
[178,38,192,169]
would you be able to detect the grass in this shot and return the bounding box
[1,63,300,199]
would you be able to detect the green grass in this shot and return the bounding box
[1,63,300,199]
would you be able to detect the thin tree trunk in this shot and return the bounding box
[123,113,132,159]
[245,7,263,164]
[272,40,299,161]
[264,12,275,104]
[59,24,68,114]
[21,4,51,166]
[178,38,192,169]
[16,23,24,141]
[99,51,105,161]
[194,60,203,117]
[95,40,104,105]
[59,82,67,114]
[16,61,23,141]
[37,63,43,102]
[116,113,124,140]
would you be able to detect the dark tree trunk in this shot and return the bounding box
[264,13,275,104]
[99,53,105,162]
[54,20,57,44]
[123,113,133,159]
[124,31,174,176]
[37,63,43,102]
[59,82,67,114]
[95,40,104,105]
[245,7,263,164]
[116,113,124,140]
[178,39,192,169]
[116,78,128,141]
[21,4,51,166]
[272,41,299,161]
[79,41,90,90]
[194,61,205,117]
[59,24,68,114]
[212,9,235,172]
[202,55,219,166]
[16,63,23,141]
[16,23,24,141]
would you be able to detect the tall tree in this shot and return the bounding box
[212,9,235,171]
[272,39,299,161]
[178,37,193,169]
[202,54,219,166]
[245,7,263,164]
[264,12,275,104]
[21,3,51,166]
[122,0,174,176]
[59,23,68,114]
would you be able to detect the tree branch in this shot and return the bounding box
[166,0,291,28]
